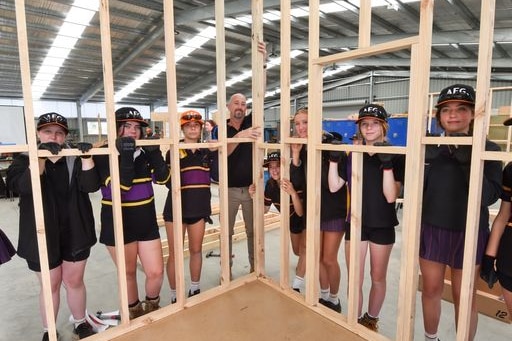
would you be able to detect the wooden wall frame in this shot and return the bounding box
[5,1,509,340]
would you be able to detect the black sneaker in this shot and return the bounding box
[319,298,341,313]
[188,289,200,297]
[42,331,60,341]
[293,287,301,293]
[73,321,95,339]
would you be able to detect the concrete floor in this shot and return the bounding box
[0,184,510,341]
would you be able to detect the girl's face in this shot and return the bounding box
[358,118,384,145]
[118,121,142,139]
[294,112,308,138]
[37,125,67,144]
[438,102,474,134]
[204,121,212,131]
[267,161,280,180]
[182,121,202,141]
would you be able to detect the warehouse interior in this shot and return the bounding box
[1,1,512,341]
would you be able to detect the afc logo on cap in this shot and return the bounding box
[363,106,379,113]
[446,86,468,95]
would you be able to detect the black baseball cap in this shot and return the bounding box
[263,151,280,167]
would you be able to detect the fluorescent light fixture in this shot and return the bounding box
[31,0,99,99]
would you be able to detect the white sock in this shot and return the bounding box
[292,276,304,290]
[72,316,86,328]
[328,293,339,304]
[170,288,177,301]
[425,332,438,341]
[320,288,330,300]
[367,312,378,319]
[190,281,200,292]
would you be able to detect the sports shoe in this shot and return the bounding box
[143,296,160,314]
[42,331,60,341]
[358,312,379,332]
[188,288,200,297]
[292,287,301,293]
[319,298,341,313]
[73,321,95,339]
[128,301,144,319]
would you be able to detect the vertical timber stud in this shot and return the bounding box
[214,0,231,285]
[457,1,496,340]
[98,0,130,324]
[14,0,57,339]
[251,0,266,276]
[163,0,186,305]
[279,0,292,290]
[305,0,322,306]
[346,0,372,327]
[396,1,434,339]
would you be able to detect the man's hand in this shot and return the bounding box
[39,142,62,155]
[480,255,498,289]
[374,141,393,169]
[258,41,267,59]
[248,183,256,199]
[240,126,262,140]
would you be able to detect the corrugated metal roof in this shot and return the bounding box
[1,0,511,109]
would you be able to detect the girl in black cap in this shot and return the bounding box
[249,151,305,292]
[94,107,170,319]
[420,84,502,341]
[7,112,98,340]
[329,104,405,332]
[481,117,512,321]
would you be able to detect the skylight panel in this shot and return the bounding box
[116,26,216,102]
[264,10,281,21]
[66,6,97,25]
[72,0,100,11]
[58,22,88,38]
[237,15,253,25]
[40,56,66,68]
[290,7,309,17]
[38,65,61,75]
[320,3,347,14]
[223,18,239,28]
[52,36,79,49]
[46,46,72,60]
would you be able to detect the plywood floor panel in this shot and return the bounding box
[112,280,365,341]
